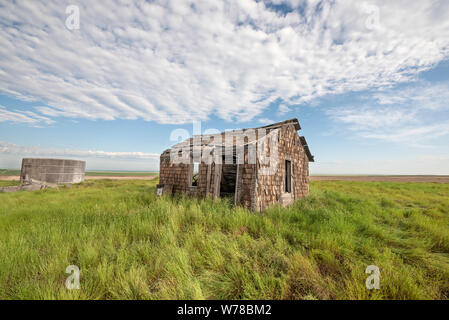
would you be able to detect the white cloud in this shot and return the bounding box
[329,107,417,130]
[361,122,449,144]
[0,141,159,160]
[372,83,449,111]
[0,0,448,124]
[327,80,449,145]
[0,106,54,124]
[277,103,291,115]
[310,156,449,175]
[258,117,275,125]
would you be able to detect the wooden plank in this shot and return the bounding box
[206,164,211,196]
[213,164,222,199]
[187,162,193,188]
[292,162,296,200]
[234,164,240,205]
[20,158,25,184]
[250,164,258,212]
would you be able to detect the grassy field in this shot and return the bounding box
[0,169,158,177]
[0,169,20,176]
[84,171,158,176]
[0,180,20,187]
[0,179,448,300]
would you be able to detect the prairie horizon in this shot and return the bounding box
[2,169,449,184]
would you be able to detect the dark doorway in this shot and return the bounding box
[220,164,237,198]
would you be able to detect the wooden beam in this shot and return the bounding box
[213,164,222,199]
[234,164,240,205]
[206,164,211,196]
[187,162,193,188]
[251,164,258,212]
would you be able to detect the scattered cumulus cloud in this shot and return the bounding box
[0,105,54,124]
[258,118,275,125]
[361,122,449,144]
[327,81,449,145]
[0,0,448,124]
[277,103,292,115]
[372,83,449,111]
[0,141,160,160]
[329,107,417,130]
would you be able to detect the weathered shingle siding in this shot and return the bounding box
[255,124,309,211]
[159,156,190,194]
[236,164,257,210]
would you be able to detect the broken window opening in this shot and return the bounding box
[191,162,200,186]
[285,160,291,193]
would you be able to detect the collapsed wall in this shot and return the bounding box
[20,158,86,184]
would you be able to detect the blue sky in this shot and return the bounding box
[1,0,449,174]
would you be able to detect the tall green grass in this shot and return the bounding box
[0,179,448,300]
[0,181,20,187]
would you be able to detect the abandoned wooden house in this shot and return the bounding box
[157,118,314,212]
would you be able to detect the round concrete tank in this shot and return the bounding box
[20,158,86,184]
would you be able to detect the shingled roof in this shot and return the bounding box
[162,118,314,162]
[299,136,314,162]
